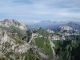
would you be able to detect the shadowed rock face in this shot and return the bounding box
[0,19,27,30]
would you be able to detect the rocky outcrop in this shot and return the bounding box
[59,25,72,31]
[47,29,54,33]
[0,29,30,60]
[0,19,27,30]
[48,34,65,40]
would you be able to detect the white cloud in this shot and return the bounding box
[0,0,80,22]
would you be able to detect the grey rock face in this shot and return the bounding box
[0,19,27,30]
[0,29,30,59]
[59,25,72,31]
[48,34,65,40]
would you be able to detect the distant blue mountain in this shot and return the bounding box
[26,20,68,30]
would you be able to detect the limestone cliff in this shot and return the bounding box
[0,29,30,60]
[0,19,27,30]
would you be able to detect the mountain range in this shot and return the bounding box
[0,19,80,60]
[27,20,80,31]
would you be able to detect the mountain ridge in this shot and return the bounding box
[0,19,27,30]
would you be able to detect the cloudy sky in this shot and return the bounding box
[0,0,80,23]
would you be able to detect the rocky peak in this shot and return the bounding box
[0,19,27,30]
[59,25,73,31]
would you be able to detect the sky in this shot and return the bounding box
[0,0,80,24]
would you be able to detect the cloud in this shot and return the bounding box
[0,0,80,23]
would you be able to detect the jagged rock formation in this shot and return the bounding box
[0,19,27,30]
[0,29,30,60]
[48,34,65,40]
[59,25,72,31]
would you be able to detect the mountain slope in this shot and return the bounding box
[36,28,50,37]
[66,22,80,30]
[53,40,80,60]
[0,19,53,60]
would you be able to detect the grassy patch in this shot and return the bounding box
[0,57,6,60]
[37,28,50,37]
[34,37,53,56]
[24,48,43,60]
[53,40,61,48]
